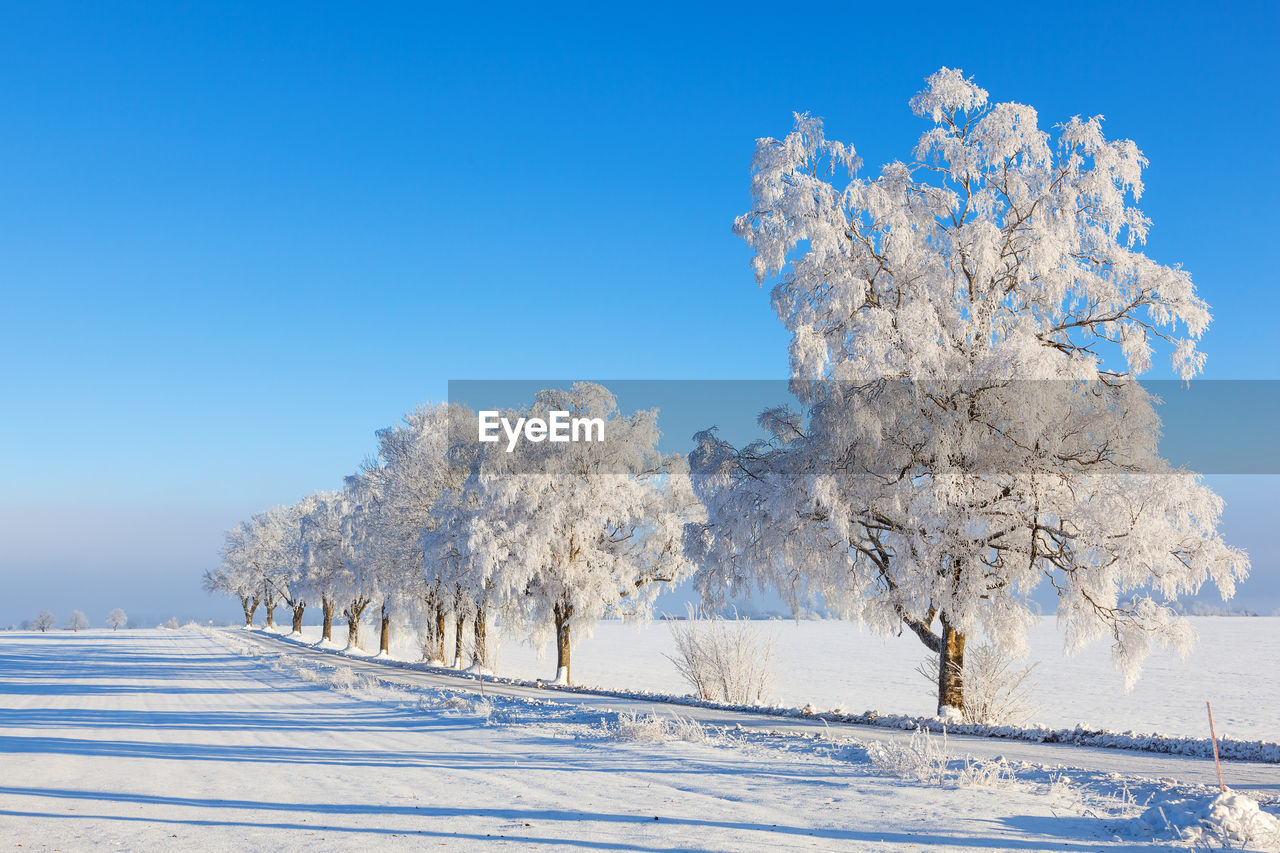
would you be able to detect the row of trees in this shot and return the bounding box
[206,70,1248,713]
[205,384,700,683]
[24,609,127,631]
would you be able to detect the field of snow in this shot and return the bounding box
[290,616,1280,743]
[4,628,1277,851]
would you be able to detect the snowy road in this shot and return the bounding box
[235,630,1280,802]
[0,629,1274,851]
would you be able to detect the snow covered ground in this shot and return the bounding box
[2,629,1278,851]
[291,616,1280,743]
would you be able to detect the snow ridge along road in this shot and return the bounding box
[233,629,1280,801]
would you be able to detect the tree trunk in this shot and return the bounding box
[553,601,572,684]
[433,602,447,664]
[347,612,360,649]
[453,611,467,668]
[291,603,306,634]
[937,618,966,718]
[321,596,334,642]
[240,595,258,628]
[472,606,487,669]
[264,602,276,629]
[379,605,390,656]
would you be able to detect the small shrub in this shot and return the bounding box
[865,728,951,785]
[329,665,358,691]
[955,753,1015,788]
[866,728,1014,789]
[610,712,708,744]
[664,608,776,705]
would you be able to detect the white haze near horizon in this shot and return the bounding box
[0,475,1275,628]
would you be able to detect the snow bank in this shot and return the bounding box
[1140,791,1280,849]
[279,617,1280,743]
[795,709,1280,765]
[247,627,1280,764]
[496,617,1280,742]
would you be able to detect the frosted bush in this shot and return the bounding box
[436,694,487,713]
[610,712,708,744]
[865,728,1014,789]
[291,665,324,684]
[665,609,776,705]
[954,754,1015,789]
[329,665,357,691]
[865,729,951,785]
[473,699,515,726]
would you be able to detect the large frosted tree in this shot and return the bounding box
[689,69,1249,716]
[468,383,702,684]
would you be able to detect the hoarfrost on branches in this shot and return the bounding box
[298,491,351,643]
[692,68,1249,714]
[465,382,704,684]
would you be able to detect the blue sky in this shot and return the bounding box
[1,1,1277,625]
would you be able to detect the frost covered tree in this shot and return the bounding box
[425,434,496,670]
[106,609,127,630]
[206,504,310,632]
[372,403,472,664]
[299,491,351,643]
[333,469,411,652]
[206,517,272,627]
[345,404,460,655]
[342,470,391,653]
[250,520,281,631]
[203,564,259,626]
[241,497,322,635]
[421,413,505,670]
[690,69,1248,716]
[34,611,56,632]
[266,498,317,635]
[468,383,702,684]
[66,610,89,632]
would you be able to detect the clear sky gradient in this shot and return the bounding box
[1,1,1277,625]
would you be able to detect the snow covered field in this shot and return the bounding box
[292,616,1280,743]
[3,628,1278,851]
